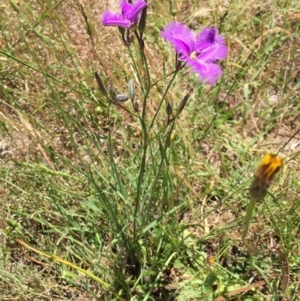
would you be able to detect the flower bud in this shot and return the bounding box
[128,79,135,100]
[115,94,129,102]
[176,93,190,116]
[132,100,139,112]
[95,72,107,97]
[166,102,173,116]
[109,85,117,100]
[138,5,147,38]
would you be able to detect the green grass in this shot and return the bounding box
[1,0,300,300]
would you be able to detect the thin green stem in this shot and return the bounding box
[149,70,179,131]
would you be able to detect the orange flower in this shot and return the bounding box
[249,154,284,200]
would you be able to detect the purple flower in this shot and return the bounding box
[102,0,147,29]
[161,22,228,84]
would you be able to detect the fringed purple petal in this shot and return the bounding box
[187,58,223,84]
[121,0,133,19]
[161,22,195,56]
[195,27,228,61]
[128,0,147,24]
[102,11,131,28]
